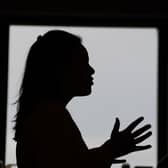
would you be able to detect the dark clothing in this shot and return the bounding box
[16,101,110,168]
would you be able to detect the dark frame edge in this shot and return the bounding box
[0,24,9,163]
[158,26,168,162]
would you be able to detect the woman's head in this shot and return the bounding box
[14,30,95,140]
[21,30,95,100]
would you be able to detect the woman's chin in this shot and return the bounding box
[78,87,92,96]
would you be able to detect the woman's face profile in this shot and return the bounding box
[60,44,95,97]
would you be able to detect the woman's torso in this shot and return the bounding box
[16,100,89,168]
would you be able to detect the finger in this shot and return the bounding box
[125,116,144,132]
[134,131,152,144]
[111,118,120,136]
[134,144,152,151]
[132,124,151,138]
[112,159,127,164]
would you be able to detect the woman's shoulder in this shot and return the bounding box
[23,99,65,135]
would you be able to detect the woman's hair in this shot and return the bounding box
[14,30,82,141]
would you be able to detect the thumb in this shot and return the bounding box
[111,118,120,137]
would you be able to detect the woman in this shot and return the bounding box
[14,30,152,168]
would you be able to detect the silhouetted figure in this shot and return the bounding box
[14,30,152,168]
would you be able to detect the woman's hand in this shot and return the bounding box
[101,116,152,163]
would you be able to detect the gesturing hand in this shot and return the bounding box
[102,116,152,163]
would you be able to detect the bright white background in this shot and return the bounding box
[6,26,158,168]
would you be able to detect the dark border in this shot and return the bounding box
[0,24,9,164]
[157,26,168,161]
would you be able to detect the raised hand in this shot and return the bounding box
[101,116,152,163]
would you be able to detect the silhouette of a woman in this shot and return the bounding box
[14,30,152,168]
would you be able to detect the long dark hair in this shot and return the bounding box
[14,30,82,141]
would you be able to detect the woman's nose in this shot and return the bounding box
[89,65,95,75]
